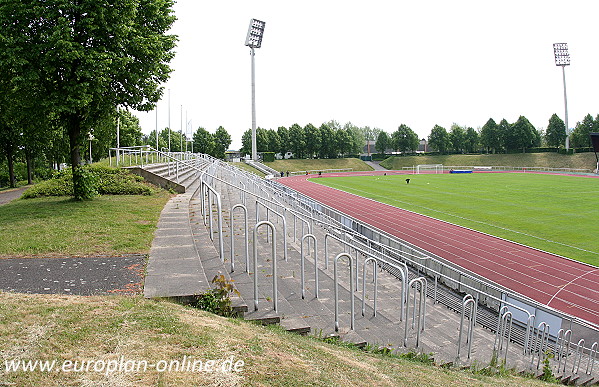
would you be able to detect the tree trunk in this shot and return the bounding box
[26,151,33,185]
[6,148,16,188]
[67,114,84,199]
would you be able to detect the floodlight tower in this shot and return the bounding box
[245,18,266,161]
[553,43,571,150]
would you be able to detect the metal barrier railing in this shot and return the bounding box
[334,253,355,332]
[143,154,599,380]
[300,234,319,299]
[456,294,477,362]
[252,220,278,313]
[230,204,249,273]
[404,277,426,348]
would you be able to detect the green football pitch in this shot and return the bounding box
[313,172,599,267]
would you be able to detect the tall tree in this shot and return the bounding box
[277,126,289,155]
[464,127,479,153]
[288,124,305,159]
[571,114,596,148]
[510,115,536,152]
[0,0,177,199]
[266,129,280,156]
[240,129,252,157]
[375,131,390,154]
[391,124,419,153]
[304,123,321,158]
[193,127,214,155]
[449,124,466,153]
[497,119,511,153]
[428,125,450,154]
[480,118,500,153]
[213,126,232,159]
[318,123,336,159]
[344,122,365,155]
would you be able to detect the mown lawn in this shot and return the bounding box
[0,192,171,257]
[314,172,599,266]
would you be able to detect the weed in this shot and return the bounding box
[186,275,240,317]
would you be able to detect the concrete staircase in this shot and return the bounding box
[142,160,599,385]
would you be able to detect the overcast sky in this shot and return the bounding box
[133,0,599,150]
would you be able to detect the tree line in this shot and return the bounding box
[239,121,372,159]
[374,113,597,155]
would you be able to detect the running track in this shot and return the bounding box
[279,171,599,327]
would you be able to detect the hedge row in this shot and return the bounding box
[21,165,155,199]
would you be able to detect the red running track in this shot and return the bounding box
[279,171,599,326]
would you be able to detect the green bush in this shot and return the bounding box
[262,152,275,162]
[21,165,155,199]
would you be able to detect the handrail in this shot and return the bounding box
[334,253,355,332]
[572,339,586,374]
[230,204,249,273]
[255,200,289,261]
[300,234,319,299]
[361,257,378,317]
[456,295,477,362]
[200,176,224,262]
[557,329,573,374]
[252,220,278,313]
[529,322,550,370]
[325,231,408,321]
[404,277,426,348]
[494,308,513,364]
[587,342,598,375]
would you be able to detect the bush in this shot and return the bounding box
[186,275,240,317]
[21,165,155,199]
[262,152,275,162]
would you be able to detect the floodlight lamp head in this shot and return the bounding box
[245,19,265,49]
[553,43,570,66]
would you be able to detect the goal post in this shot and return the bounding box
[416,164,444,174]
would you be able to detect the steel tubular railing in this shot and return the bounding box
[587,342,598,375]
[300,234,318,299]
[557,329,572,374]
[456,295,477,362]
[572,339,586,374]
[230,204,249,273]
[334,253,355,332]
[404,277,426,348]
[529,322,550,370]
[361,257,378,317]
[252,220,278,313]
[494,307,513,364]
[325,231,408,321]
[255,200,288,261]
[200,176,224,262]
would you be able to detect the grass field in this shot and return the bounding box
[0,192,171,257]
[314,172,599,267]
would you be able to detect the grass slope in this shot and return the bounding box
[314,173,599,266]
[265,158,374,173]
[380,153,597,171]
[0,192,171,257]
[0,293,552,386]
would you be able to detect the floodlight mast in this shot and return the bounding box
[245,19,265,161]
[553,43,571,150]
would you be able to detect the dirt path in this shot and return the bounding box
[0,186,29,205]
